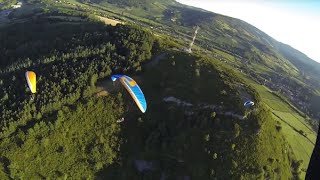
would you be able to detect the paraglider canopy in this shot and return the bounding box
[111,75,147,113]
[25,71,36,94]
[244,101,254,107]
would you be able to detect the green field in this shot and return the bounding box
[244,78,316,178]
[272,114,313,178]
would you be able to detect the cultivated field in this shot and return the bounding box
[96,15,123,26]
[250,82,316,178]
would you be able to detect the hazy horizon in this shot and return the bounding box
[177,0,320,63]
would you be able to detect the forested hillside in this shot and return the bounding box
[0,9,157,178]
[0,9,294,179]
[0,0,317,179]
[83,0,320,120]
[0,11,154,124]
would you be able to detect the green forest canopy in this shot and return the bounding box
[0,8,303,179]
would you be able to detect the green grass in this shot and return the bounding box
[272,114,313,178]
[274,111,316,141]
[207,59,316,179]
[212,48,237,64]
[250,63,273,74]
[242,76,315,179]
[264,99,292,112]
[250,83,315,138]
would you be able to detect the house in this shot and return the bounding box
[12,2,22,9]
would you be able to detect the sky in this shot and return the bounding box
[176,0,320,62]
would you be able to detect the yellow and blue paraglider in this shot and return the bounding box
[111,75,147,113]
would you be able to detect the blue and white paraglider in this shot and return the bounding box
[244,101,254,107]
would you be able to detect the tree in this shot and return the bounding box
[234,123,241,138]
[90,74,98,87]
[211,112,216,119]
[204,134,210,142]
[220,90,227,96]
[212,153,218,160]
[195,68,200,77]
[231,144,236,150]
[275,125,282,132]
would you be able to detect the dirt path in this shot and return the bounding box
[163,96,244,120]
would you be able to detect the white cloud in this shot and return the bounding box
[177,0,320,62]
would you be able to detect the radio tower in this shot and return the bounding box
[186,26,200,53]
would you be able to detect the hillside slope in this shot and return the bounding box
[0,0,317,179]
[74,0,320,119]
